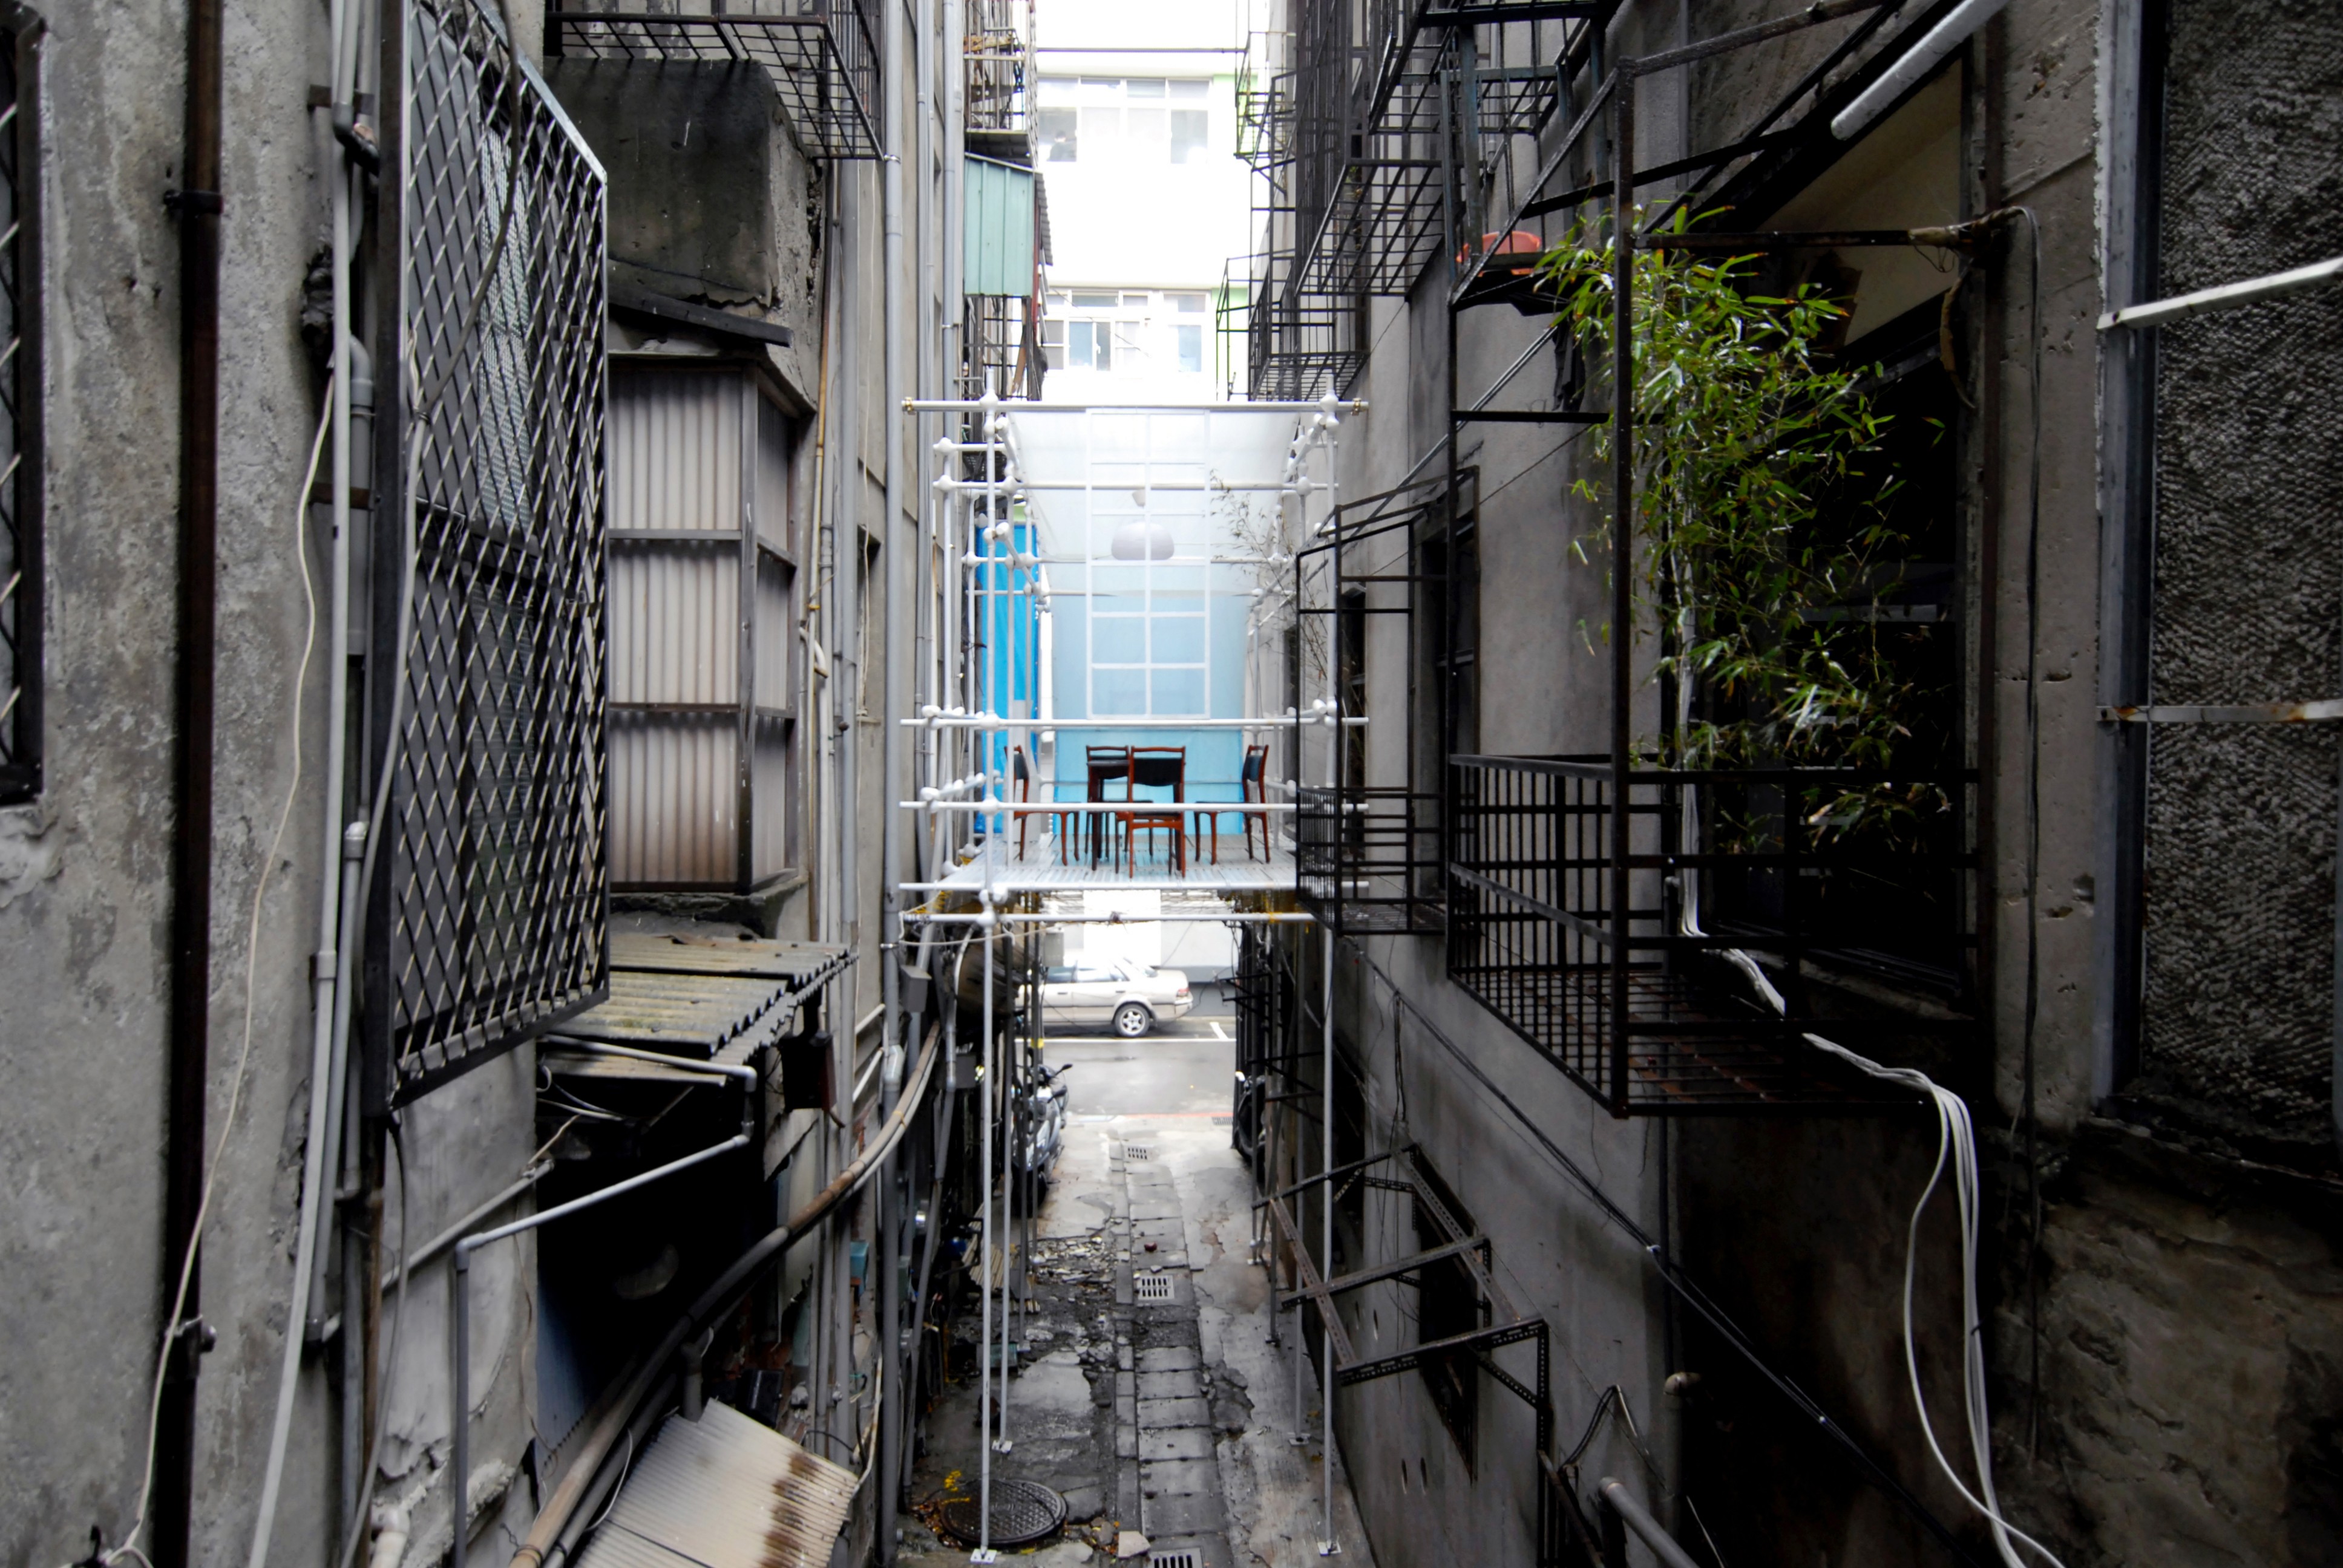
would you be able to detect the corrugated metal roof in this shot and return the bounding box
[543,939,851,1072]
[575,1402,858,1568]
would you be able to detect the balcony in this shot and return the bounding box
[1447,754,1971,1115]
[548,0,881,160]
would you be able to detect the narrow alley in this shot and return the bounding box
[5,3,2340,1568]
[899,1008,1377,1568]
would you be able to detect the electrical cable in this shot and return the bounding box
[337,1116,411,1568]
[93,375,335,1568]
[1339,940,1991,1568]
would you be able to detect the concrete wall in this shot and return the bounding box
[0,11,578,1567]
[1296,1,2343,1565]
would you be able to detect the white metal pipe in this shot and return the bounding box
[1600,1478,1703,1568]
[902,799,1297,814]
[548,1039,760,1089]
[903,714,1363,730]
[2098,253,2343,330]
[1831,0,2008,142]
[450,1133,750,1568]
[977,926,995,1556]
[906,397,1366,414]
[903,911,1319,926]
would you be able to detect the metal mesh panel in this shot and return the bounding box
[370,0,609,1106]
[0,18,37,803]
[549,0,880,160]
[2137,2,2343,1146]
[1446,756,1940,1115]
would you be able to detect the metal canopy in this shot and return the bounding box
[549,1,882,160]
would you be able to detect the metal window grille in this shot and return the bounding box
[548,0,881,160]
[365,0,610,1109]
[0,7,41,805]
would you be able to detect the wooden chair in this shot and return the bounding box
[1240,743,1271,860]
[1116,747,1188,876]
[1078,745,1132,866]
[1011,745,1066,860]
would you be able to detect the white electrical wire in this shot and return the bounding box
[1679,840,2064,1568]
[95,377,335,1568]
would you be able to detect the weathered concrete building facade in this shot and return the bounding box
[1235,1,2343,1564]
[0,1,1018,1565]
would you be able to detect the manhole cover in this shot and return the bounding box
[1134,1272,1175,1302]
[933,1478,1067,1548]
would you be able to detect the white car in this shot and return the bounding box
[1040,961,1193,1037]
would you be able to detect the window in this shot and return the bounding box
[0,9,40,806]
[1070,291,1118,309]
[1037,105,1078,163]
[1169,78,1208,101]
[1175,324,1203,373]
[1167,292,1208,314]
[1126,106,1166,160]
[1040,316,1065,371]
[1067,319,1110,371]
[1170,109,1208,163]
[1122,292,1153,309]
[1411,1159,1481,1470]
[371,0,608,1107]
[1086,531,1209,716]
[1125,77,1165,98]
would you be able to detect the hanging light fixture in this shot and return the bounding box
[1109,520,1177,560]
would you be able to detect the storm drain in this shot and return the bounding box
[1123,1142,1153,1160]
[1150,1550,1201,1568]
[1134,1273,1175,1302]
[933,1478,1067,1548]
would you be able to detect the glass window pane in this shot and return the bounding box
[1126,107,1167,158]
[1071,292,1118,309]
[1037,107,1078,162]
[1170,78,1210,100]
[1069,321,1095,364]
[1152,668,1206,714]
[1167,292,1208,313]
[1152,616,1207,664]
[1176,323,1203,372]
[1122,292,1153,309]
[1080,106,1121,151]
[1093,618,1147,662]
[1040,318,1065,347]
[1126,77,1166,97]
[1170,109,1209,163]
[1095,668,1147,714]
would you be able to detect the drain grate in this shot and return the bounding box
[1150,1551,1201,1568]
[1123,1142,1153,1160]
[1134,1272,1175,1302]
[932,1478,1067,1548]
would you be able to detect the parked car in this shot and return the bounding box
[1040,961,1193,1037]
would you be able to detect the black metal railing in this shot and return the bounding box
[1297,783,1444,935]
[549,0,882,160]
[1448,754,1972,1116]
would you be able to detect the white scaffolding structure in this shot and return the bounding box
[897,393,1360,1557]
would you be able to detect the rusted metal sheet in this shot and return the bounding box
[572,1401,857,1568]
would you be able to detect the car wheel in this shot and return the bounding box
[1113,1002,1153,1039]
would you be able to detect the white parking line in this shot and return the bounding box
[1210,1021,1228,1040]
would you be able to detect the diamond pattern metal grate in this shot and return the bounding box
[0,16,39,805]
[369,0,609,1107]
